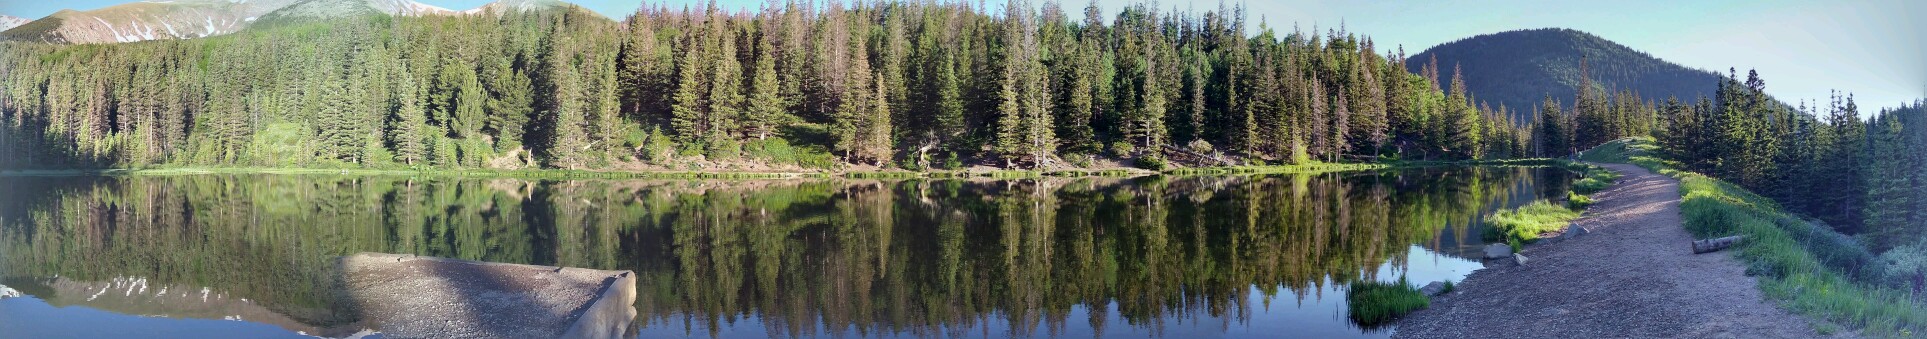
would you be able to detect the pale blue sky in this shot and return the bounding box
[4,0,1920,110]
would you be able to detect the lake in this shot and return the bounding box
[0,166,1573,338]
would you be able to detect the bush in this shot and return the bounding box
[1876,245,1927,293]
[1108,141,1135,157]
[1134,155,1166,171]
[1186,139,1215,154]
[1347,278,1429,329]
[706,138,742,160]
[640,128,676,163]
[1290,141,1313,165]
[1064,153,1094,168]
[676,141,705,158]
[743,137,834,169]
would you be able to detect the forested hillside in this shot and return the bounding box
[1411,28,1723,121]
[0,0,1534,171]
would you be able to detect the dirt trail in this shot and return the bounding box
[1393,163,1843,339]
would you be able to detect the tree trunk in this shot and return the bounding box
[1691,236,1745,254]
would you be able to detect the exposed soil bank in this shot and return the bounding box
[1393,163,1845,339]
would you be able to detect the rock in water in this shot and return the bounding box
[1420,281,1449,296]
[1484,243,1513,259]
[1513,253,1531,266]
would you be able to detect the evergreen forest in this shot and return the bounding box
[0,1,1550,171]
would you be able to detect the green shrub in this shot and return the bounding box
[1064,153,1094,168]
[706,138,742,160]
[676,141,704,158]
[640,128,676,163]
[1186,139,1215,154]
[622,127,648,150]
[1876,245,1927,293]
[1108,141,1135,157]
[1290,141,1313,165]
[1347,278,1429,329]
[1135,155,1166,171]
[943,152,962,170]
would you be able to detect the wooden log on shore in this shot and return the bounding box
[1691,236,1745,254]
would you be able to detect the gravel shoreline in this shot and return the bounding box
[1392,163,1847,339]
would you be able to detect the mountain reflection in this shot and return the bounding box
[0,167,1570,337]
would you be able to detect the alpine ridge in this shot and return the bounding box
[0,0,601,44]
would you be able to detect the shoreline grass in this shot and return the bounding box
[1591,137,1926,337]
[1485,200,1585,250]
[1347,278,1431,329]
[1477,159,1613,250]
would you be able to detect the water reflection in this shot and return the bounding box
[0,167,1570,338]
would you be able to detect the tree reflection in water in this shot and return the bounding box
[0,167,1571,338]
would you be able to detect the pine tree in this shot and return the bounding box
[485,65,534,151]
[618,14,668,124]
[669,16,712,145]
[706,24,745,156]
[544,38,588,169]
[1331,85,1352,161]
[1306,75,1329,159]
[1443,65,1481,159]
[390,66,429,165]
[452,65,486,139]
[1350,55,1389,155]
[994,0,1054,168]
[1535,96,1569,157]
[745,33,787,140]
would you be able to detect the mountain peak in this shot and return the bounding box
[1410,28,1722,119]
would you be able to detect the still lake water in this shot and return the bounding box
[0,167,1572,338]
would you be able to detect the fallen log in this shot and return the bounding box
[1691,236,1746,254]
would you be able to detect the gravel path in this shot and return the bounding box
[1393,163,1845,339]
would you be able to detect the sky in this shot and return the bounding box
[3,0,1921,111]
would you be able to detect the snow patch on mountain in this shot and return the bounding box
[0,15,32,32]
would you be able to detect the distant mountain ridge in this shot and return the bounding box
[0,0,599,44]
[1410,28,1724,119]
[0,0,300,43]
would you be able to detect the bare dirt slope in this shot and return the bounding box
[1394,163,1844,339]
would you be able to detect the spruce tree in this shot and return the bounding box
[390,66,430,166]
[707,25,745,156]
[745,34,787,141]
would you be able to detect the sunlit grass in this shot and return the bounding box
[1347,278,1429,329]
[1485,200,1583,248]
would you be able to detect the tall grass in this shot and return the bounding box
[1485,200,1583,249]
[1347,278,1430,329]
[1568,162,1620,195]
[1595,138,1926,337]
